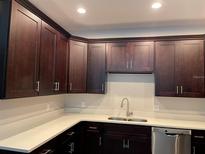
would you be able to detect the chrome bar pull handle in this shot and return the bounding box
[181,86,183,94]
[130,60,133,69]
[53,82,58,91]
[193,146,196,154]
[69,83,72,91]
[126,61,129,69]
[127,139,130,149]
[99,137,102,146]
[176,86,179,95]
[102,83,104,92]
[123,139,125,149]
[57,82,60,91]
[36,81,40,92]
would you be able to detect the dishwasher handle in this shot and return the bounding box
[165,133,179,137]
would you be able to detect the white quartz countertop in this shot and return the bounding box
[1,113,205,153]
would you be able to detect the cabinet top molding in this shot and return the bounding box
[15,0,71,38]
[83,34,205,43]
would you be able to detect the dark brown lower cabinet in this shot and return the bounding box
[103,124,151,154]
[83,122,102,154]
[103,134,151,154]
[192,130,205,154]
[0,122,152,154]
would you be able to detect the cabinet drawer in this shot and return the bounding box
[84,122,103,132]
[192,130,205,143]
[103,123,151,137]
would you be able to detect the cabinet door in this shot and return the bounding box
[107,43,128,73]
[175,40,204,97]
[87,43,106,93]
[39,21,57,95]
[69,40,87,93]
[155,41,177,96]
[128,136,151,154]
[192,144,205,154]
[128,42,154,73]
[6,0,41,98]
[54,33,68,94]
[84,129,102,154]
[102,134,125,154]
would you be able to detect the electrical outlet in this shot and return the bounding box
[81,102,86,108]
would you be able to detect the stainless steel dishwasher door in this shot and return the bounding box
[152,127,191,154]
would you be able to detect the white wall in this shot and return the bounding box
[65,74,205,121]
[0,95,65,139]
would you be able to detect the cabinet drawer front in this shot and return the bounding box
[84,122,103,131]
[103,123,151,137]
[192,130,205,142]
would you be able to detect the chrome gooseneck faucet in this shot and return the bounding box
[121,98,133,117]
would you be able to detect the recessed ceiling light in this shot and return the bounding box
[77,8,86,14]
[152,2,162,9]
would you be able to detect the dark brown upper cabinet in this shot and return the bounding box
[87,43,106,94]
[107,42,128,73]
[6,0,41,98]
[128,42,154,73]
[69,40,87,93]
[155,42,176,96]
[39,21,57,95]
[175,40,204,97]
[107,41,154,73]
[54,33,69,94]
[155,40,205,97]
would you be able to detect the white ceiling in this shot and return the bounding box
[29,0,205,38]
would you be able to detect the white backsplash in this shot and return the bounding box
[0,95,65,139]
[65,74,205,121]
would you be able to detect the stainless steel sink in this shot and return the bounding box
[127,118,147,122]
[108,117,147,122]
[108,117,127,121]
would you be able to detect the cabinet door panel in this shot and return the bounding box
[175,40,204,97]
[107,43,128,72]
[55,33,68,93]
[39,21,57,95]
[69,40,87,93]
[87,43,106,93]
[129,42,154,73]
[102,134,125,154]
[6,1,41,98]
[155,42,176,96]
[128,136,151,154]
[84,130,101,154]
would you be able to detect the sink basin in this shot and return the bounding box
[108,117,127,121]
[108,117,147,122]
[127,118,148,122]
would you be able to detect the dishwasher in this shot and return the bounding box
[152,127,191,154]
